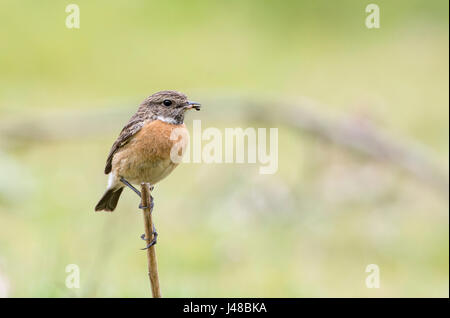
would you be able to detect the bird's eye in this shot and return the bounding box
[163,100,172,106]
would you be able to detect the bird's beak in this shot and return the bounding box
[185,101,201,111]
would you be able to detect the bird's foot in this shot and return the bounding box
[140,225,158,249]
[139,196,154,210]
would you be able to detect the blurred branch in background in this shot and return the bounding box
[245,98,449,197]
[0,96,448,198]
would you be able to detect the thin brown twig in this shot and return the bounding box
[140,183,161,298]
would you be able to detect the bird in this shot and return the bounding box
[95,90,201,213]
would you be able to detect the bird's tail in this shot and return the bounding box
[95,187,124,212]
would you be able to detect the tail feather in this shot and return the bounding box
[95,187,124,212]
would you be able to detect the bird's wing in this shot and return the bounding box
[104,117,150,174]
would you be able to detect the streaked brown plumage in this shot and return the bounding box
[95,90,200,212]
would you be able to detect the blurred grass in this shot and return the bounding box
[0,0,448,297]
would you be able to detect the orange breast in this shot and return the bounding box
[111,120,188,184]
[132,120,185,158]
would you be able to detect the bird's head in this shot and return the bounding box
[142,90,201,124]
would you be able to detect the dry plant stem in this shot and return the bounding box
[141,182,162,298]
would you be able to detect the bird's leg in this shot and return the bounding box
[140,224,158,249]
[120,177,141,197]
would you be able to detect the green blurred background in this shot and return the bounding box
[0,0,448,297]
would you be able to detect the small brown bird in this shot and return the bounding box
[95,90,200,212]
